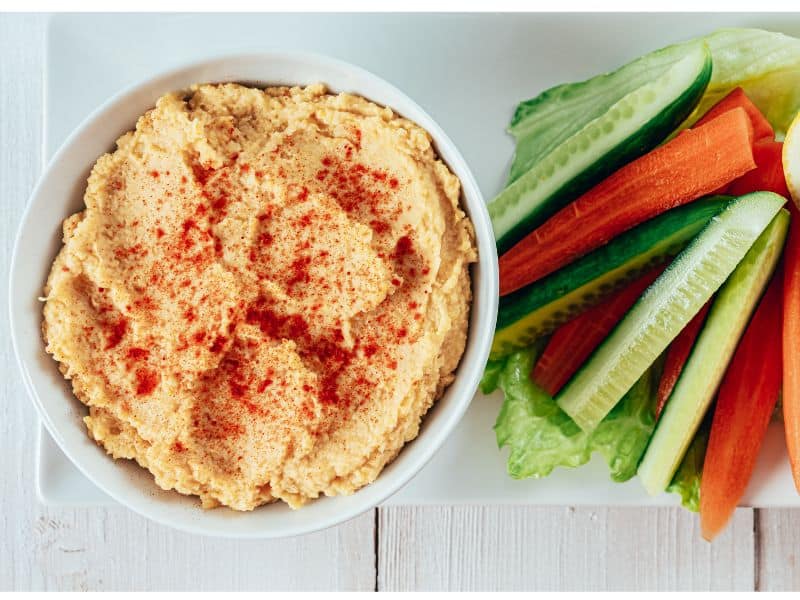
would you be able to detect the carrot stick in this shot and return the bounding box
[694,87,774,142]
[654,301,711,419]
[700,274,783,541]
[532,265,665,396]
[783,202,800,493]
[499,108,757,296]
[693,88,774,196]
[727,141,790,198]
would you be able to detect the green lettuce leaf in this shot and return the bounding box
[687,28,800,137]
[494,344,662,482]
[666,417,711,512]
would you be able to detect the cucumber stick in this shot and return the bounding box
[490,41,711,254]
[638,209,790,496]
[491,197,729,359]
[556,192,787,433]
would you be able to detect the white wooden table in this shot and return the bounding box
[1,14,797,591]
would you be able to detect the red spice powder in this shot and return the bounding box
[286,256,312,288]
[133,295,157,311]
[135,368,159,396]
[318,373,343,405]
[192,413,244,440]
[369,219,390,235]
[313,155,402,238]
[243,298,389,411]
[210,191,228,213]
[191,162,215,186]
[114,244,146,260]
[393,235,414,259]
[229,380,248,399]
[126,347,149,360]
[209,336,227,353]
[172,441,187,452]
[246,303,309,340]
[104,318,128,350]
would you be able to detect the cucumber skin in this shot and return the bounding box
[507,40,709,184]
[491,197,729,359]
[555,192,787,434]
[638,209,790,496]
[493,49,712,255]
[510,40,701,131]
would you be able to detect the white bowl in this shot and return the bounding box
[9,52,499,538]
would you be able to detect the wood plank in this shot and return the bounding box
[1,13,49,592]
[756,508,800,591]
[31,507,375,591]
[378,506,755,591]
[0,14,377,592]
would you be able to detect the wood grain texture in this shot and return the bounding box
[1,13,49,592]
[0,14,376,592]
[378,506,755,591]
[756,509,800,591]
[30,509,375,591]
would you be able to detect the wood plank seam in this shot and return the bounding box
[754,507,762,591]
[374,508,379,591]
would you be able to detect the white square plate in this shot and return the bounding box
[38,12,800,508]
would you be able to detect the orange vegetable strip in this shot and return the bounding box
[700,274,783,541]
[783,201,800,493]
[532,265,665,396]
[499,108,756,296]
[654,301,711,419]
[694,87,774,142]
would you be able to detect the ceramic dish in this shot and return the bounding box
[9,52,498,538]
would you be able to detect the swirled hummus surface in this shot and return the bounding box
[42,83,476,510]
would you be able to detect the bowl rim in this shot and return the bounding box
[9,50,499,538]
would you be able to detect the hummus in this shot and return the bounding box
[42,83,476,510]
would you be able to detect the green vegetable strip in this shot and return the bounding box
[666,416,711,512]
